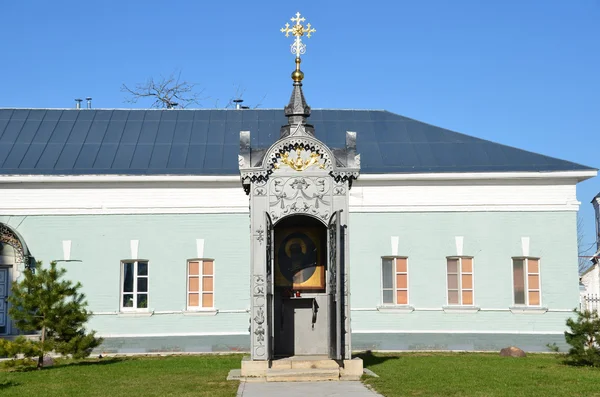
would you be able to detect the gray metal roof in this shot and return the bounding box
[0,108,593,175]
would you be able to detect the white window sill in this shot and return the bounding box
[117,310,154,317]
[442,306,480,313]
[377,305,414,313]
[183,309,218,316]
[509,306,548,314]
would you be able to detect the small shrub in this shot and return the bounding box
[7,261,102,368]
[564,309,600,366]
[546,343,560,353]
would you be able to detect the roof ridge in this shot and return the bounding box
[0,107,388,111]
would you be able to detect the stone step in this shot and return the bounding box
[265,368,340,382]
[271,358,340,370]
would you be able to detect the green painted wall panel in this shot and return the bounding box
[347,212,579,313]
[351,310,570,333]
[0,211,578,338]
[87,312,249,335]
[0,214,250,315]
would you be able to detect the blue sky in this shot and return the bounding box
[1,1,599,251]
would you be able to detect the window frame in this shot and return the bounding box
[511,257,541,307]
[380,256,409,306]
[120,260,149,312]
[445,256,475,306]
[186,258,215,311]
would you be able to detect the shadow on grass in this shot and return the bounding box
[0,380,20,390]
[9,357,126,373]
[355,350,399,368]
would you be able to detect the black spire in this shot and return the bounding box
[281,58,314,138]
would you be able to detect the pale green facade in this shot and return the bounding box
[0,210,578,352]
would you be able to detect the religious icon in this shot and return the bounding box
[275,227,325,291]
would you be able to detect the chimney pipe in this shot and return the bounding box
[86,97,92,109]
[75,98,83,109]
[233,99,243,110]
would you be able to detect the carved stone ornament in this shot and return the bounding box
[0,223,25,266]
[267,138,333,173]
[252,274,267,357]
[255,227,265,245]
[333,181,346,196]
[269,177,331,222]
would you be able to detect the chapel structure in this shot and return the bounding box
[238,12,362,378]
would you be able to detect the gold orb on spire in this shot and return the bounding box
[291,58,304,82]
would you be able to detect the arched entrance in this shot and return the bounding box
[272,215,328,356]
[0,223,31,335]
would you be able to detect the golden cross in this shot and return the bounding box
[280,12,316,57]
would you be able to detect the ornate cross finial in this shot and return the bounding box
[280,12,316,58]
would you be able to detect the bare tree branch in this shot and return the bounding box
[121,72,206,109]
[579,215,592,274]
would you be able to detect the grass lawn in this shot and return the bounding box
[359,352,600,397]
[0,354,240,397]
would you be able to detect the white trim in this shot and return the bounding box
[120,260,149,312]
[349,205,582,213]
[130,240,139,260]
[0,175,241,183]
[357,170,597,182]
[186,259,215,311]
[182,310,218,316]
[0,179,583,215]
[455,236,464,256]
[91,307,572,315]
[446,257,475,306]
[521,237,530,257]
[351,329,565,335]
[92,309,249,316]
[1,205,584,216]
[117,311,153,317]
[442,306,480,313]
[509,307,548,314]
[95,330,566,338]
[380,256,409,306]
[97,331,249,338]
[62,240,71,261]
[0,207,249,215]
[196,239,205,259]
[0,170,594,184]
[377,305,414,313]
[390,236,399,256]
[511,257,542,307]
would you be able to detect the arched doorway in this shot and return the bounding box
[272,215,329,357]
[0,223,30,335]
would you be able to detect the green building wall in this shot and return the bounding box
[0,211,578,352]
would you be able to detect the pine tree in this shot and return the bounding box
[564,309,600,366]
[8,261,102,368]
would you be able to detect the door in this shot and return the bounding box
[0,268,9,335]
[328,211,343,360]
[266,214,275,360]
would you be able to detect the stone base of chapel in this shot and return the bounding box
[236,355,363,382]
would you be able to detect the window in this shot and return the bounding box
[513,258,540,306]
[381,257,408,305]
[446,257,474,305]
[121,261,149,310]
[187,259,214,309]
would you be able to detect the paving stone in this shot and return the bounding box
[236,381,382,396]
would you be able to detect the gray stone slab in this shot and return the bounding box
[237,381,382,397]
